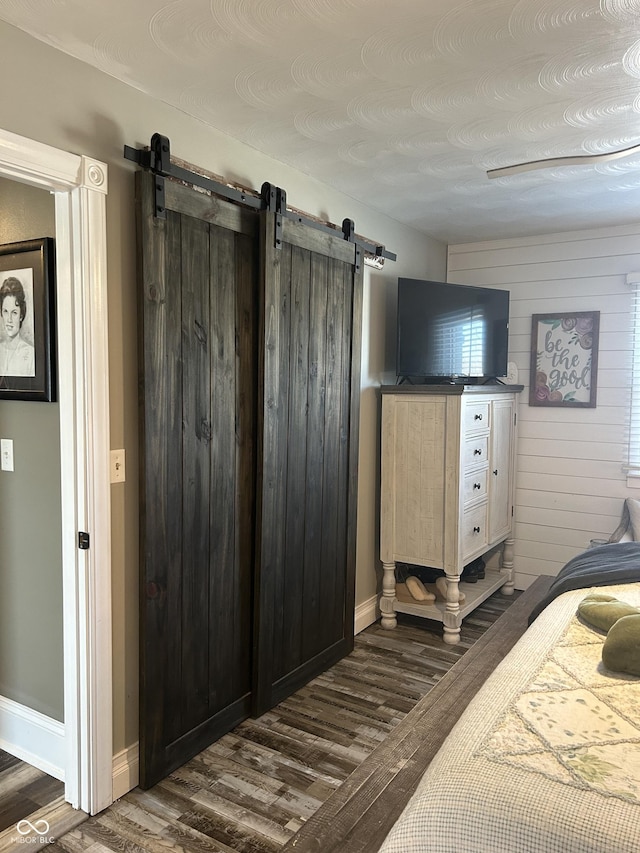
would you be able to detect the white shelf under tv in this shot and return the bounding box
[393,569,510,623]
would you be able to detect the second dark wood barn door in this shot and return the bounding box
[137,172,259,788]
[254,215,363,714]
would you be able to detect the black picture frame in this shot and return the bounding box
[529,310,599,408]
[0,237,56,402]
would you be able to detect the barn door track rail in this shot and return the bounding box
[124,132,396,266]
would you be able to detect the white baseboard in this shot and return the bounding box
[0,695,65,781]
[513,571,548,590]
[112,742,139,800]
[355,594,379,634]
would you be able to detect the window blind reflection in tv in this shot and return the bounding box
[396,279,509,382]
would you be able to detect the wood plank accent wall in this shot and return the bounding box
[448,224,640,587]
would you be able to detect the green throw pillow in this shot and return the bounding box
[602,614,640,677]
[578,594,640,633]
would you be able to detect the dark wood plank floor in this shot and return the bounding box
[0,750,68,853]
[0,749,64,833]
[45,589,525,853]
[282,576,553,853]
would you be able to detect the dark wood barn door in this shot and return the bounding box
[137,172,259,788]
[253,214,363,714]
[137,168,364,785]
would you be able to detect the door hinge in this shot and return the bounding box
[78,531,90,550]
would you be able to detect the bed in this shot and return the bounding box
[380,544,640,853]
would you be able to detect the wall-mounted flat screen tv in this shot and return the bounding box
[396,278,510,384]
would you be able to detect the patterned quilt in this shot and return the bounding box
[380,583,640,853]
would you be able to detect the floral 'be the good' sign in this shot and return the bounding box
[530,311,599,408]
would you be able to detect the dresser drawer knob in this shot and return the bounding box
[474,413,483,420]
[474,448,482,455]
[473,526,481,533]
[493,469,498,476]
[473,482,481,489]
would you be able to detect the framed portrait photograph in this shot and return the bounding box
[0,237,56,402]
[530,310,599,408]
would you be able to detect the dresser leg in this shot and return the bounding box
[380,561,397,629]
[500,536,515,595]
[442,574,461,643]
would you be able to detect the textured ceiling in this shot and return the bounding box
[1,0,640,243]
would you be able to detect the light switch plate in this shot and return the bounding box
[1,438,14,472]
[110,449,126,483]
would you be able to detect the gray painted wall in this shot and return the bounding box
[0,177,63,722]
[0,19,447,752]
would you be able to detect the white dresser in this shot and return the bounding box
[379,384,523,643]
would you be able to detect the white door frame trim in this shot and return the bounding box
[0,127,113,814]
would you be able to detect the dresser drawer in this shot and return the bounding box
[463,469,487,504]
[461,504,488,558]
[463,401,490,434]
[462,434,488,470]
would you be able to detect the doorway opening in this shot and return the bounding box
[0,128,113,816]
